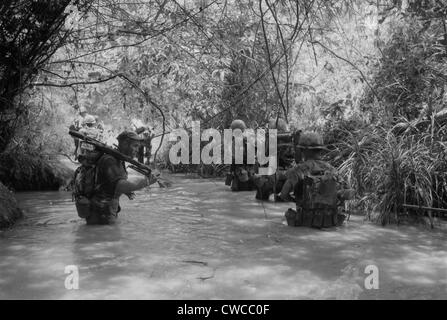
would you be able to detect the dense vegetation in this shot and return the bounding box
[1,0,446,226]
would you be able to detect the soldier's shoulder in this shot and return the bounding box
[97,154,118,167]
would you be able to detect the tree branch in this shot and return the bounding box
[311,40,381,102]
[31,74,120,88]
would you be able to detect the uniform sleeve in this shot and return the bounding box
[98,156,127,196]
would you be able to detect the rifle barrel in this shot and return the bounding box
[69,129,173,187]
[69,130,84,140]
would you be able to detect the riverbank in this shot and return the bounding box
[0,155,75,229]
[0,153,74,192]
[0,182,23,229]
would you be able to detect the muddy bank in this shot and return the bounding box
[0,154,74,191]
[0,155,74,229]
[0,182,23,228]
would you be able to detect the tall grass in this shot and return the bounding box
[327,116,447,226]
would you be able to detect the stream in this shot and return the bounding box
[0,175,446,299]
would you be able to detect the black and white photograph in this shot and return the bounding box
[0,0,446,303]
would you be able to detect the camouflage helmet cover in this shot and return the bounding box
[83,114,96,125]
[230,119,247,131]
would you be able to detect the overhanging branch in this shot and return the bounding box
[30,74,120,88]
[311,40,381,102]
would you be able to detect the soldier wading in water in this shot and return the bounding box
[283,132,355,228]
[73,131,158,225]
[226,119,257,192]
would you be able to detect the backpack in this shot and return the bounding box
[72,151,103,218]
[294,167,339,228]
[301,169,338,208]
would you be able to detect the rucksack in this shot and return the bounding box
[301,169,338,208]
[72,151,104,218]
[294,167,339,228]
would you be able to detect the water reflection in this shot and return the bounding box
[69,224,133,295]
[72,224,124,272]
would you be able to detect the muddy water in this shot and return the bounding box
[0,175,446,299]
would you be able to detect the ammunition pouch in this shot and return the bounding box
[90,196,120,217]
[74,196,120,219]
[75,196,92,218]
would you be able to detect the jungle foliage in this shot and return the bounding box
[1,0,447,224]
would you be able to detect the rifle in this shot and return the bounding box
[69,130,172,188]
[402,204,447,213]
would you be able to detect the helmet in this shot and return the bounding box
[116,131,144,142]
[83,115,96,125]
[79,106,87,114]
[268,118,289,132]
[230,119,247,131]
[296,132,328,150]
